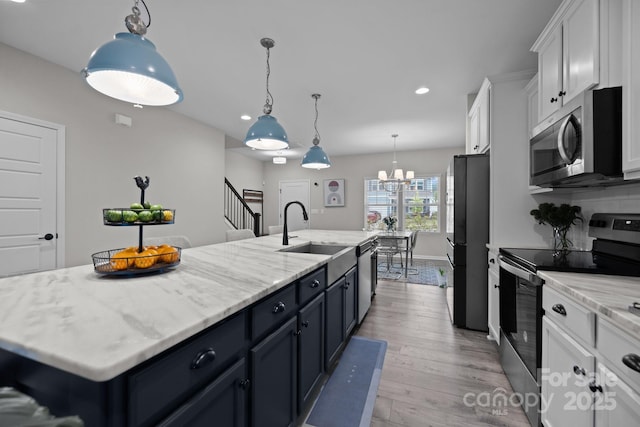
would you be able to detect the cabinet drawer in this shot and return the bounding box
[251,285,297,340]
[597,317,640,393]
[298,268,326,305]
[128,312,247,427]
[543,286,595,347]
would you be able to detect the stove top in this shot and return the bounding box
[500,214,640,277]
[499,247,640,277]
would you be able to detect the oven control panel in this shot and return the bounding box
[589,213,640,244]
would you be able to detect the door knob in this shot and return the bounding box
[38,233,54,241]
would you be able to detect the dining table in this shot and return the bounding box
[374,230,414,278]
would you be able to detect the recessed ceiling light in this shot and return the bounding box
[415,87,430,95]
[240,115,252,121]
[273,156,286,164]
[11,0,26,3]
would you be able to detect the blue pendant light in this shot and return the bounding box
[245,38,289,150]
[301,94,331,169]
[82,0,183,106]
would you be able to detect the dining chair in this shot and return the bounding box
[144,235,192,248]
[376,236,403,277]
[226,229,256,242]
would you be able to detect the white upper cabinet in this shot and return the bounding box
[622,0,640,179]
[466,78,491,154]
[533,0,600,123]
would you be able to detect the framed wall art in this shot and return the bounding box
[324,179,345,207]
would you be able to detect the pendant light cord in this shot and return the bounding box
[264,47,273,112]
[133,0,151,28]
[314,96,320,143]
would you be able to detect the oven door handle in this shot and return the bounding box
[498,254,542,285]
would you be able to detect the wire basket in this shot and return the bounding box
[92,246,181,276]
[102,208,176,226]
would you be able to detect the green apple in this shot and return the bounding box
[106,209,123,222]
[152,210,162,221]
[150,204,163,211]
[143,201,151,209]
[130,202,144,211]
[123,210,138,223]
[138,210,153,222]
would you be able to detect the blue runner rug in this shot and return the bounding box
[305,336,387,427]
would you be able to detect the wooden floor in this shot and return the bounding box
[354,279,531,427]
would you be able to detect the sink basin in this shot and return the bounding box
[279,243,349,255]
[279,243,356,284]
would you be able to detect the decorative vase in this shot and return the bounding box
[552,226,572,252]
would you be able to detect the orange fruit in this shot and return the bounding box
[134,248,158,269]
[110,250,134,270]
[157,245,179,263]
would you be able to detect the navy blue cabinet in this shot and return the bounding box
[344,267,358,337]
[325,276,346,370]
[250,316,298,427]
[298,293,325,412]
[157,358,248,427]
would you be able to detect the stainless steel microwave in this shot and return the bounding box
[529,86,622,187]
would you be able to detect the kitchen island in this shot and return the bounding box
[0,230,377,426]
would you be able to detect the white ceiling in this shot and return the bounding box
[0,0,562,161]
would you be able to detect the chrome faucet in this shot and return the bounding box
[283,201,309,245]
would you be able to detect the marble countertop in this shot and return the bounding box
[539,271,640,341]
[0,230,376,382]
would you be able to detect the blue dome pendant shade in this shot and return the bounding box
[82,2,183,106]
[244,114,289,150]
[244,38,289,150]
[301,93,331,169]
[301,143,331,169]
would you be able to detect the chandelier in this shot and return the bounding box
[378,134,414,192]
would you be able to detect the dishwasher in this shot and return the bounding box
[356,237,376,324]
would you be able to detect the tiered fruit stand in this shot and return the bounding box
[92,176,181,276]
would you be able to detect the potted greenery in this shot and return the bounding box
[382,215,397,232]
[530,202,583,251]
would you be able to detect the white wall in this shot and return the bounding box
[262,146,464,258]
[0,43,226,267]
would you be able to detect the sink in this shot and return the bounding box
[279,243,349,255]
[279,243,356,284]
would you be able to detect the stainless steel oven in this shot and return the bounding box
[498,255,543,427]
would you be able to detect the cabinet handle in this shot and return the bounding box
[474,145,479,151]
[559,90,566,96]
[293,329,302,336]
[239,379,251,390]
[589,381,603,393]
[550,97,558,103]
[552,303,567,316]
[489,258,495,264]
[573,365,586,376]
[190,348,216,369]
[494,284,499,288]
[302,320,310,328]
[622,353,640,373]
[310,280,320,288]
[272,301,286,313]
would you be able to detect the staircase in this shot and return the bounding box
[224,178,261,236]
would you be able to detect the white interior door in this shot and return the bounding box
[279,180,310,232]
[0,115,61,277]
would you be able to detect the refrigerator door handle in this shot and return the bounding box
[447,253,454,268]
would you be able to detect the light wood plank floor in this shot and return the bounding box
[355,279,531,427]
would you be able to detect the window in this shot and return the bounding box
[365,175,440,232]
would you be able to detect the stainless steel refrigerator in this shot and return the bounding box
[445,154,489,331]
